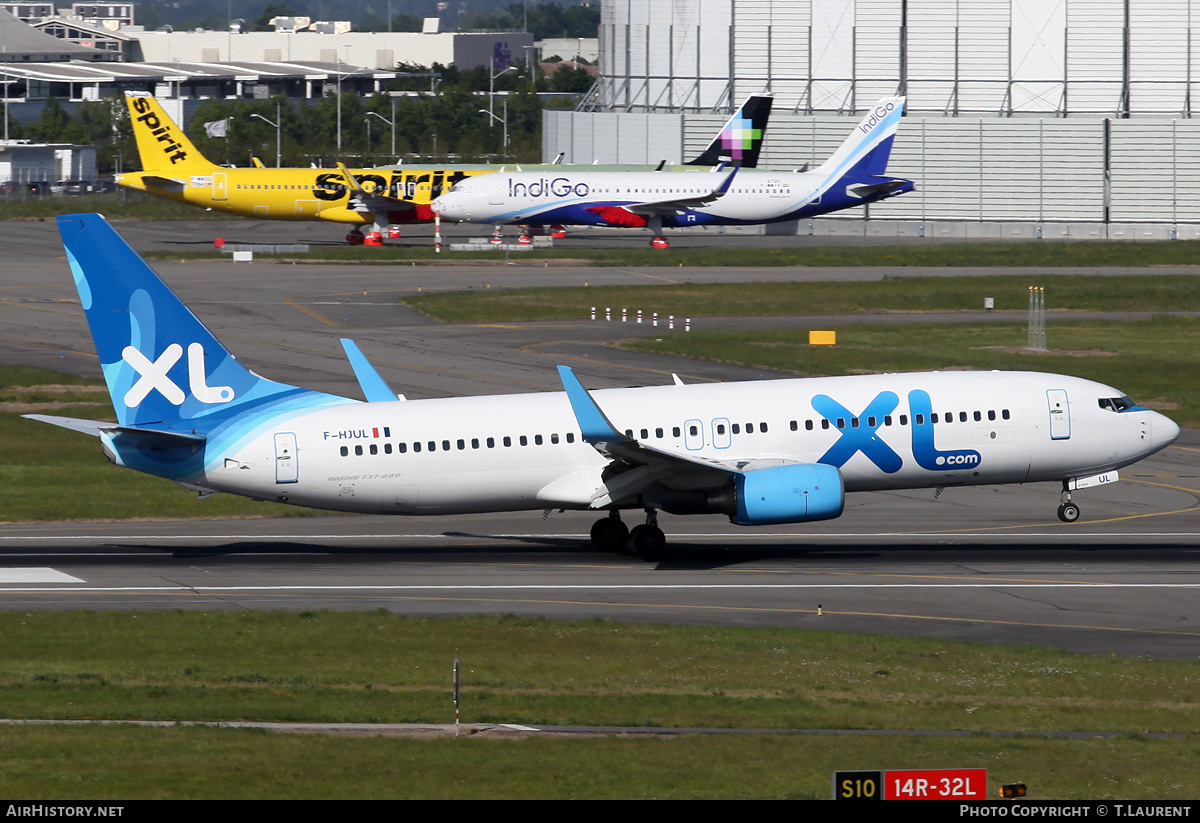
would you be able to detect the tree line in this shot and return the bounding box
[6,60,592,174]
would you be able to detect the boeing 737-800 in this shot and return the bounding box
[116,93,773,245]
[27,214,1178,559]
[433,97,914,247]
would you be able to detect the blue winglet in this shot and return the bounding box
[557,366,623,443]
[714,165,738,195]
[341,339,397,402]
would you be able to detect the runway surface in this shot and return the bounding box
[2,218,1199,659]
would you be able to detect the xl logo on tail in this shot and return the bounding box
[122,343,234,407]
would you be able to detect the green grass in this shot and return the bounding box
[0,365,322,523]
[405,275,1200,322]
[3,726,1196,799]
[624,317,1200,426]
[3,613,1196,732]
[0,612,1197,798]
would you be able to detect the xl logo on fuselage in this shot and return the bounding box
[812,391,903,473]
[122,343,234,407]
[906,389,982,470]
[812,389,982,473]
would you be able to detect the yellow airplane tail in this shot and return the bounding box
[124,92,215,174]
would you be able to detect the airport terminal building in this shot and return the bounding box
[544,0,1200,237]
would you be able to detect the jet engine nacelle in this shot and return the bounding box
[731,463,844,525]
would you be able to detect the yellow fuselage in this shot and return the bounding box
[117,165,497,225]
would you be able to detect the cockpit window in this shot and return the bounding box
[1098,395,1139,412]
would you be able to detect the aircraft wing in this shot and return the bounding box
[557,365,795,506]
[336,163,417,218]
[623,166,739,217]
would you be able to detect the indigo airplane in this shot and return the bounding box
[432,97,914,247]
[117,92,773,246]
[27,214,1178,559]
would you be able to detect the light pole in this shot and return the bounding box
[335,46,350,155]
[248,102,281,167]
[335,62,342,154]
[522,44,540,86]
[489,59,517,131]
[478,99,508,158]
[365,110,395,159]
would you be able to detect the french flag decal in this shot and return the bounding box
[372,427,391,438]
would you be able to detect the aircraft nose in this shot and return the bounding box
[1151,412,1181,451]
[431,195,465,222]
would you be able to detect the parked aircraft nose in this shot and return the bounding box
[431,195,468,222]
[1150,411,1181,452]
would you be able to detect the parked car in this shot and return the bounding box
[52,180,95,195]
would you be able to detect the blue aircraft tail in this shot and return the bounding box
[813,97,905,182]
[56,213,348,432]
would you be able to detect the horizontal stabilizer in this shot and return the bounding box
[23,414,207,449]
[141,175,187,192]
[846,179,912,199]
[21,414,109,437]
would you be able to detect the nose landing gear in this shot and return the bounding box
[1057,481,1081,522]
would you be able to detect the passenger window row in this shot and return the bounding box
[340,431,577,457]
[336,408,1013,457]
[796,408,1011,431]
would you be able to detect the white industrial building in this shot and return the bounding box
[131,29,534,73]
[545,0,1200,236]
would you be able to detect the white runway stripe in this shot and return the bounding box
[0,568,84,583]
[0,583,1198,592]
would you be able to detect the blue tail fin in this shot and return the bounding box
[813,97,905,181]
[57,213,348,430]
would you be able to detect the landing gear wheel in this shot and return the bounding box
[590,517,629,551]
[346,228,365,245]
[1057,503,1080,523]
[628,524,667,561]
[650,236,670,249]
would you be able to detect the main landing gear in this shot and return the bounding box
[1057,481,1081,523]
[647,215,670,249]
[589,509,667,561]
[590,510,628,551]
[346,221,399,246]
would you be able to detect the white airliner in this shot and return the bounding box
[432,97,915,247]
[28,214,1179,559]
